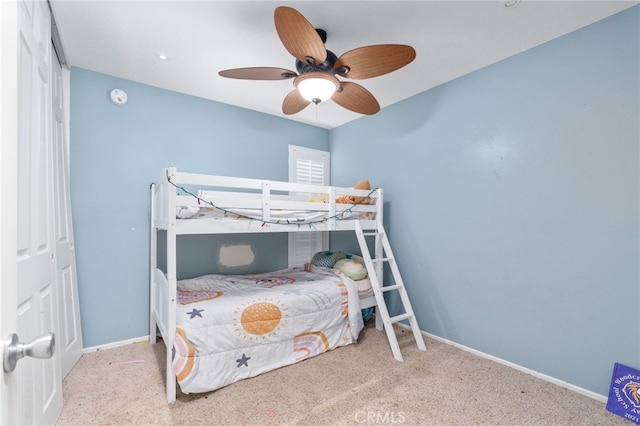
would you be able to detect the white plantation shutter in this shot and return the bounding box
[288,145,329,267]
[295,158,325,184]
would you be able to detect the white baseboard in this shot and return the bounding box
[395,323,607,403]
[83,335,150,353]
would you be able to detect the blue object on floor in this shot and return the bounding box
[361,307,374,322]
[606,362,640,424]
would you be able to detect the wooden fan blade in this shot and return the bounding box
[334,45,416,79]
[219,67,297,80]
[274,6,326,65]
[332,82,380,115]
[282,89,310,115]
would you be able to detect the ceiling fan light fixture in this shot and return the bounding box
[220,6,413,116]
[295,72,339,104]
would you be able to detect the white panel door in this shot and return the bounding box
[0,1,20,423]
[1,1,63,424]
[52,42,83,378]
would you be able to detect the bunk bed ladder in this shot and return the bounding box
[354,220,426,361]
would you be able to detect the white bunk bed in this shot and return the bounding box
[150,167,386,403]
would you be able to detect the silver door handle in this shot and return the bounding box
[3,333,55,373]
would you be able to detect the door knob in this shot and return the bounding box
[3,333,55,373]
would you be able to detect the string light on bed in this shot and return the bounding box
[165,170,379,228]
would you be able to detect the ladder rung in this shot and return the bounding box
[371,257,393,263]
[389,313,413,324]
[381,284,402,292]
[362,231,384,237]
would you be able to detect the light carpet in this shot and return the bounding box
[57,323,626,425]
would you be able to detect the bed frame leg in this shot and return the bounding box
[374,310,383,330]
[150,320,157,345]
[166,348,176,403]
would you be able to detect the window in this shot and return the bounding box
[288,145,329,267]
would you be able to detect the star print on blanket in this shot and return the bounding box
[186,308,204,319]
[236,353,251,367]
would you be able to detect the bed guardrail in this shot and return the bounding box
[152,167,383,233]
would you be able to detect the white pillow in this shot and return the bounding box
[176,205,200,219]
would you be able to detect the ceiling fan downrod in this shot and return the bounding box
[295,28,338,76]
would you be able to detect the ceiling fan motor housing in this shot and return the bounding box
[296,48,338,75]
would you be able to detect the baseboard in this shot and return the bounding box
[82,335,150,353]
[395,323,607,403]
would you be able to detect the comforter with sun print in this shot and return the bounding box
[172,265,364,394]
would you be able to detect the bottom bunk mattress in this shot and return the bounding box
[172,265,364,394]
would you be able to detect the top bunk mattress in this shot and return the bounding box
[177,203,375,223]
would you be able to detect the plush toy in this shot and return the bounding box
[361,307,375,322]
[334,258,368,281]
[310,250,347,268]
[309,193,329,203]
[336,179,371,204]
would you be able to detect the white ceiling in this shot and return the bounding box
[50,1,638,129]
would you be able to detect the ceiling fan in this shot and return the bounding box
[218,6,416,116]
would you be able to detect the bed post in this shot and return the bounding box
[166,168,178,403]
[166,229,177,403]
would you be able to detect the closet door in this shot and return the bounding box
[0,2,20,422]
[288,145,329,267]
[52,44,83,377]
[14,0,63,423]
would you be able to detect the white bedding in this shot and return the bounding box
[172,265,364,394]
[179,206,374,223]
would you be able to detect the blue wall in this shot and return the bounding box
[69,69,328,347]
[330,7,639,396]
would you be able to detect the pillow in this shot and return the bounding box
[334,258,368,281]
[354,278,373,296]
[176,205,200,219]
[310,250,347,268]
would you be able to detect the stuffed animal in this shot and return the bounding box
[309,193,329,203]
[336,179,371,204]
[309,250,347,268]
[334,258,368,281]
